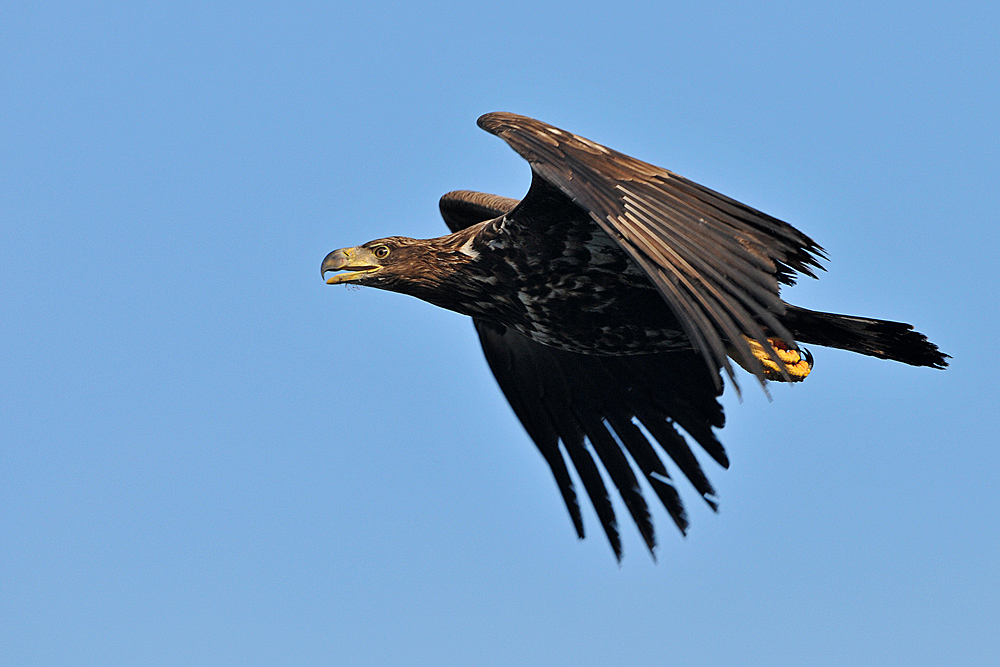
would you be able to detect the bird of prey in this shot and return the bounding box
[321,112,947,560]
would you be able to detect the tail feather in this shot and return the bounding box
[785,305,948,369]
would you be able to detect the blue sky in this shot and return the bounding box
[2,1,998,665]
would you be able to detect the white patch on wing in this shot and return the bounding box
[458,237,480,259]
[574,134,610,154]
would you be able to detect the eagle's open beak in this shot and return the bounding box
[322,247,382,284]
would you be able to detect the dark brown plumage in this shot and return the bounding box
[322,112,947,560]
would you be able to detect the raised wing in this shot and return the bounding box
[440,190,727,560]
[439,190,520,232]
[477,112,827,388]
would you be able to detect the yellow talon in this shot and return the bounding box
[743,336,813,382]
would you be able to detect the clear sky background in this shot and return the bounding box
[2,2,998,665]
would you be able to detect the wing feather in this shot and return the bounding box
[474,320,726,560]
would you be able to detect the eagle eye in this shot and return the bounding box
[373,245,390,259]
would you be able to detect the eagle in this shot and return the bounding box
[321,112,947,560]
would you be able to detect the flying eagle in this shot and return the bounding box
[321,112,947,560]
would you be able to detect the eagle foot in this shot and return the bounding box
[743,336,813,382]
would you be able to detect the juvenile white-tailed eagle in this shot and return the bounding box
[322,113,947,560]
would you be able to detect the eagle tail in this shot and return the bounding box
[785,305,948,369]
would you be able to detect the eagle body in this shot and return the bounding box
[322,113,947,560]
[445,187,687,355]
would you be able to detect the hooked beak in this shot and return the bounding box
[321,247,383,284]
